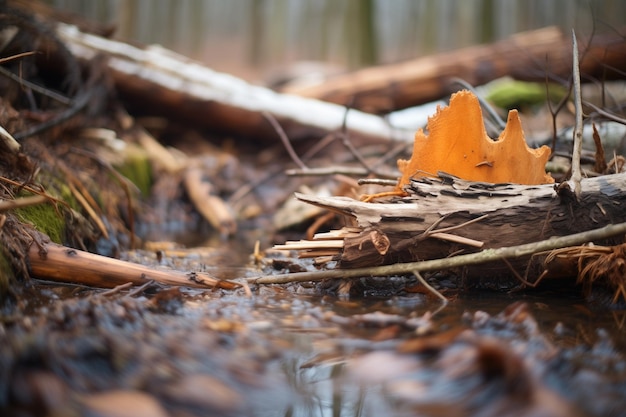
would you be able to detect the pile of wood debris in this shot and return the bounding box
[1,0,626,306]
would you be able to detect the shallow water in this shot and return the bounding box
[2,247,626,416]
[256,290,626,417]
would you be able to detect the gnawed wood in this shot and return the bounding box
[396,90,553,188]
[286,173,626,288]
[55,23,413,144]
[28,242,240,290]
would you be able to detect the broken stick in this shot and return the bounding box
[28,242,239,290]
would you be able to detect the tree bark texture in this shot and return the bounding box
[297,173,626,289]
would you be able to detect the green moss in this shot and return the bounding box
[14,200,65,244]
[57,183,81,212]
[113,144,152,197]
[486,80,567,110]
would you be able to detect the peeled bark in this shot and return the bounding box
[28,243,239,290]
[294,173,626,289]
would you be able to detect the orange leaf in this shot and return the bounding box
[397,90,554,190]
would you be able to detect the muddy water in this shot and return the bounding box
[3,259,625,417]
[277,293,626,417]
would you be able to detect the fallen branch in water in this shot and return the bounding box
[28,242,240,290]
[251,222,626,285]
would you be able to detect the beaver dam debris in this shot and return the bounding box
[269,90,626,303]
[1,2,626,416]
[0,4,625,305]
[0,1,625,303]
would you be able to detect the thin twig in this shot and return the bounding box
[368,141,411,172]
[262,111,308,170]
[300,131,339,160]
[413,270,448,305]
[67,181,109,239]
[99,282,133,296]
[127,280,156,297]
[0,176,67,215]
[250,221,626,285]
[428,232,484,248]
[501,256,540,288]
[546,84,572,154]
[0,65,73,105]
[0,195,48,212]
[570,29,584,199]
[407,214,488,248]
[287,166,369,177]
[340,107,369,167]
[584,101,626,125]
[227,165,282,206]
[0,51,37,64]
[14,88,92,141]
[357,178,399,186]
[423,214,489,236]
[70,148,138,248]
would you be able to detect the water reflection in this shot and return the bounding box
[5,277,626,416]
[270,291,626,417]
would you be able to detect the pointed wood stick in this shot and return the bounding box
[28,243,239,290]
[570,29,584,199]
[0,124,20,153]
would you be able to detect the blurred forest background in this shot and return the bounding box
[43,0,626,83]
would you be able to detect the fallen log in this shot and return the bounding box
[259,221,626,287]
[28,242,240,290]
[277,172,626,290]
[281,26,626,114]
[54,23,413,144]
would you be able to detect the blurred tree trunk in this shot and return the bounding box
[353,0,377,68]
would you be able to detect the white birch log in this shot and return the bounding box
[56,23,413,144]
